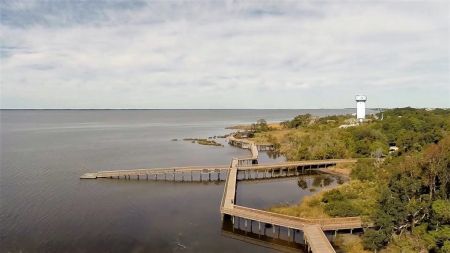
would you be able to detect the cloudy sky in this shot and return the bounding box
[1,0,449,109]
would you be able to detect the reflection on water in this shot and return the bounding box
[236,171,346,210]
[222,218,306,253]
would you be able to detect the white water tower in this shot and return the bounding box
[355,95,367,122]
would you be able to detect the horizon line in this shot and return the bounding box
[0,107,442,110]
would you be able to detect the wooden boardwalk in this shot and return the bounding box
[219,142,360,253]
[238,159,357,170]
[303,225,335,253]
[81,136,361,253]
[80,165,229,180]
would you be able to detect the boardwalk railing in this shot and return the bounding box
[221,205,362,230]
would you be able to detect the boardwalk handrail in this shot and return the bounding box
[234,205,361,226]
[237,159,357,169]
[96,165,229,177]
[220,160,234,209]
[223,205,362,228]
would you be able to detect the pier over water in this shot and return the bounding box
[81,136,360,253]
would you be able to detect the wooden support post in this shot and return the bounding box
[244,219,247,228]
[334,230,337,238]
[182,172,184,182]
[258,222,261,232]
[232,216,235,225]
[208,172,211,181]
[137,175,139,180]
[288,228,290,238]
[191,171,193,181]
[273,225,275,234]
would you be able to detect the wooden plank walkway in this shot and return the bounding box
[304,225,335,253]
[221,205,359,253]
[238,159,357,170]
[221,159,238,209]
[221,205,361,231]
[81,165,229,179]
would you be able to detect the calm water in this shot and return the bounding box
[0,109,354,253]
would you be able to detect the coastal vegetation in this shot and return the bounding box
[182,138,224,147]
[248,108,450,252]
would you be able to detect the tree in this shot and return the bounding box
[282,114,312,128]
[251,119,269,132]
[362,229,389,251]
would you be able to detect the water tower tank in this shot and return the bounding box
[355,95,367,122]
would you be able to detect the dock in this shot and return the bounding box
[80,136,361,253]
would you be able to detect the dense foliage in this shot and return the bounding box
[274,108,450,160]
[262,108,450,252]
[251,119,270,132]
[360,136,450,252]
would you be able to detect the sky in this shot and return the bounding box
[0,0,449,109]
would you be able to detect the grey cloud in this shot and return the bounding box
[0,1,449,109]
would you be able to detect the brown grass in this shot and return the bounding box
[268,191,330,218]
[335,234,371,253]
[326,163,355,176]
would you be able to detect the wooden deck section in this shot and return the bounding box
[81,165,229,180]
[221,205,362,232]
[303,225,335,253]
[238,159,357,170]
[221,159,239,209]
